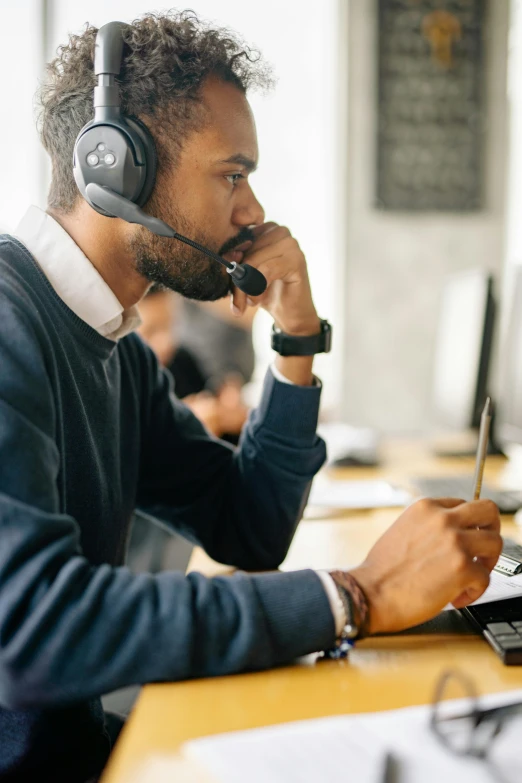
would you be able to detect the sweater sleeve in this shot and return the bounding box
[0,298,335,711]
[136,341,327,570]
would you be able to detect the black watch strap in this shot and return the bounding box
[271,319,332,357]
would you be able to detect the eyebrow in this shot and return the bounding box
[219,154,258,173]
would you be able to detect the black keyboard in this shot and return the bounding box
[459,539,522,664]
[502,538,522,563]
[411,476,522,514]
[462,598,522,665]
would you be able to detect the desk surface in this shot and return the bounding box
[102,441,522,783]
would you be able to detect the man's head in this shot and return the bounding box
[39,11,271,300]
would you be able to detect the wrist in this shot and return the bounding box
[346,566,383,636]
[274,355,315,386]
[273,313,321,337]
[329,570,371,639]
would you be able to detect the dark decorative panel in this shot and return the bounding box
[377,0,486,211]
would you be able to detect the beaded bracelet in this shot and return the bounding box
[322,571,371,659]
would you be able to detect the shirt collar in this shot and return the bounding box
[14,206,141,341]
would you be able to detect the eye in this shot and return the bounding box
[225,173,245,186]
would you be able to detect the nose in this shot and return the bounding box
[233,184,265,228]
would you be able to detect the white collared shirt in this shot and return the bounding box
[15,206,141,341]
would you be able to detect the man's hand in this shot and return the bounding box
[231,223,321,386]
[348,497,502,635]
[231,223,320,337]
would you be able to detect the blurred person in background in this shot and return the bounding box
[179,296,256,392]
[137,286,250,441]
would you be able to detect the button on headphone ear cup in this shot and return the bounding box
[125,116,157,207]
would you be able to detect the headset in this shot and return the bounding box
[73,21,267,297]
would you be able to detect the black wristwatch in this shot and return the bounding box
[271,319,332,357]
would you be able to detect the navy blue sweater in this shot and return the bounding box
[0,237,334,780]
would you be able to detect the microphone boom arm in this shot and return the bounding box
[85,183,267,296]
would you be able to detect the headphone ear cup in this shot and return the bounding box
[125,116,157,207]
[73,117,157,215]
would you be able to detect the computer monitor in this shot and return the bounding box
[496,266,522,448]
[431,270,495,432]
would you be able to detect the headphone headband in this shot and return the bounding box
[93,22,126,120]
[94,22,126,77]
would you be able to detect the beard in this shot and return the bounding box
[128,196,255,301]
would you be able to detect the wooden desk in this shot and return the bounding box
[102,441,522,783]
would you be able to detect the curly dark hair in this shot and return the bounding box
[38,10,273,213]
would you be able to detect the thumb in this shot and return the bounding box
[431,497,467,509]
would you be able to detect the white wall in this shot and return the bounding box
[503,0,522,341]
[340,0,510,433]
[497,0,522,420]
[0,0,46,231]
[45,0,344,410]
[505,0,522,275]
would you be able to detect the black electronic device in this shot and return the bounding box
[73,22,267,298]
[496,537,522,577]
[459,538,522,664]
[430,270,497,455]
[410,475,522,515]
[462,599,522,665]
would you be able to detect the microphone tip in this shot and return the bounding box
[229,263,267,296]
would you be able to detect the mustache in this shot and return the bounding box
[218,226,255,256]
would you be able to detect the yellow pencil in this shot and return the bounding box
[472,397,492,501]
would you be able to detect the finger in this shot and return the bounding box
[255,256,296,287]
[238,256,295,308]
[242,246,285,271]
[231,287,248,316]
[451,561,491,608]
[413,497,466,512]
[476,556,502,574]
[243,235,300,270]
[459,529,503,565]
[253,251,304,291]
[430,497,467,509]
[247,225,291,252]
[251,221,279,239]
[449,499,501,530]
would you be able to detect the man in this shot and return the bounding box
[0,11,501,781]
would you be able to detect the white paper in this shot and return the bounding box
[443,568,522,611]
[309,477,412,509]
[184,720,388,783]
[183,689,522,783]
[472,569,522,606]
